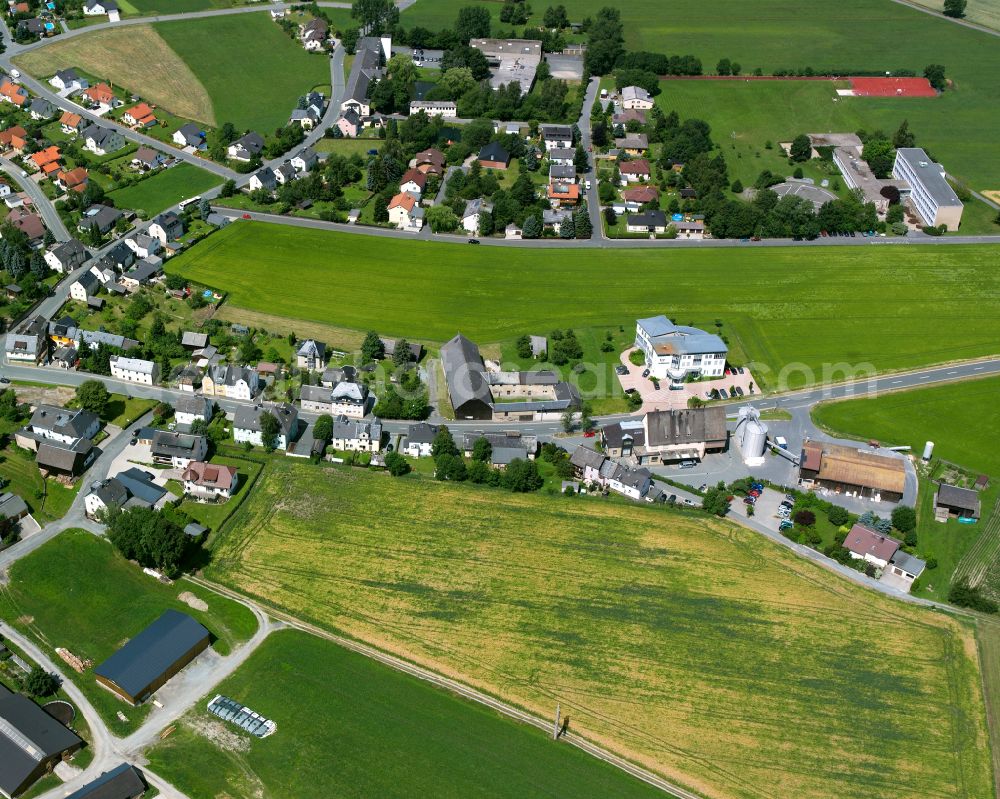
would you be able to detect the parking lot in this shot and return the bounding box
[616,348,759,412]
[729,486,793,531]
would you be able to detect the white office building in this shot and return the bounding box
[634,316,727,381]
[891,148,963,231]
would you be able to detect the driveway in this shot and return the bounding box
[616,348,759,411]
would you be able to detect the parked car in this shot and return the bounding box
[719,388,729,399]
[778,520,794,531]
[784,494,796,502]
[583,431,596,438]
[651,378,660,389]
[624,387,637,395]
[669,383,684,391]
[679,459,697,469]
[734,387,744,397]
[667,494,677,504]
[615,365,628,375]
[737,366,745,375]
[743,496,756,505]
[683,498,696,506]
[241,213,252,220]
[468,238,480,244]
[641,368,650,378]
[705,391,713,399]
[0,377,9,384]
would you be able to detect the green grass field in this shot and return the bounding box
[812,376,1000,476]
[0,530,258,735]
[153,14,330,132]
[203,459,992,799]
[146,629,668,799]
[108,163,220,217]
[165,222,1000,390]
[122,0,235,13]
[650,78,1000,214]
[812,376,1000,601]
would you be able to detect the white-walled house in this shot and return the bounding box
[202,365,259,400]
[181,461,238,500]
[403,422,439,457]
[233,402,298,450]
[329,415,382,452]
[174,395,213,427]
[110,355,159,384]
[634,316,727,381]
[621,85,653,110]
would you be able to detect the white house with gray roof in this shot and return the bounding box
[233,402,298,450]
[329,415,382,452]
[634,316,727,381]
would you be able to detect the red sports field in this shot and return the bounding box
[849,77,937,97]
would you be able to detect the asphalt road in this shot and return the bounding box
[0,156,71,240]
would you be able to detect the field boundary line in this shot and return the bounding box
[185,575,703,799]
[954,497,1000,588]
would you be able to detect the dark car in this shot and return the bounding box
[468,238,480,244]
[641,368,651,378]
[735,386,744,397]
[736,366,745,375]
[0,377,9,384]
[614,365,628,375]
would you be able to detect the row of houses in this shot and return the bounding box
[569,445,667,502]
[401,423,537,469]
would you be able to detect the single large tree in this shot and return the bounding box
[432,425,458,458]
[313,414,333,443]
[789,134,812,163]
[351,0,398,35]
[360,330,385,363]
[24,667,59,698]
[455,5,492,40]
[943,0,966,17]
[259,411,281,452]
[75,379,110,416]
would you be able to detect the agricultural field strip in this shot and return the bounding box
[186,576,698,799]
[204,463,990,799]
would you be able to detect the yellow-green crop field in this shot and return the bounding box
[206,460,992,799]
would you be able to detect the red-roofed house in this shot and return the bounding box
[399,168,426,198]
[547,182,580,207]
[842,523,900,568]
[56,167,89,193]
[82,83,119,108]
[619,159,650,184]
[30,145,61,173]
[6,208,45,241]
[60,111,84,135]
[0,80,28,107]
[0,125,27,151]
[387,192,423,231]
[123,102,157,128]
[181,461,239,500]
[622,186,660,204]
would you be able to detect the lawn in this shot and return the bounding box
[101,394,156,428]
[176,454,263,533]
[123,0,236,13]
[811,376,1000,602]
[0,530,258,735]
[203,459,992,799]
[145,629,667,799]
[107,163,220,217]
[0,417,77,523]
[811,376,1000,476]
[154,13,330,132]
[165,222,1000,391]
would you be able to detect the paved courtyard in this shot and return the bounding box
[616,348,759,412]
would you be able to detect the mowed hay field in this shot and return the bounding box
[15,24,213,124]
[206,461,992,799]
[146,630,668,799]
[166,223,1000,389]
[15,14,329,131]
[155,14,329,133]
